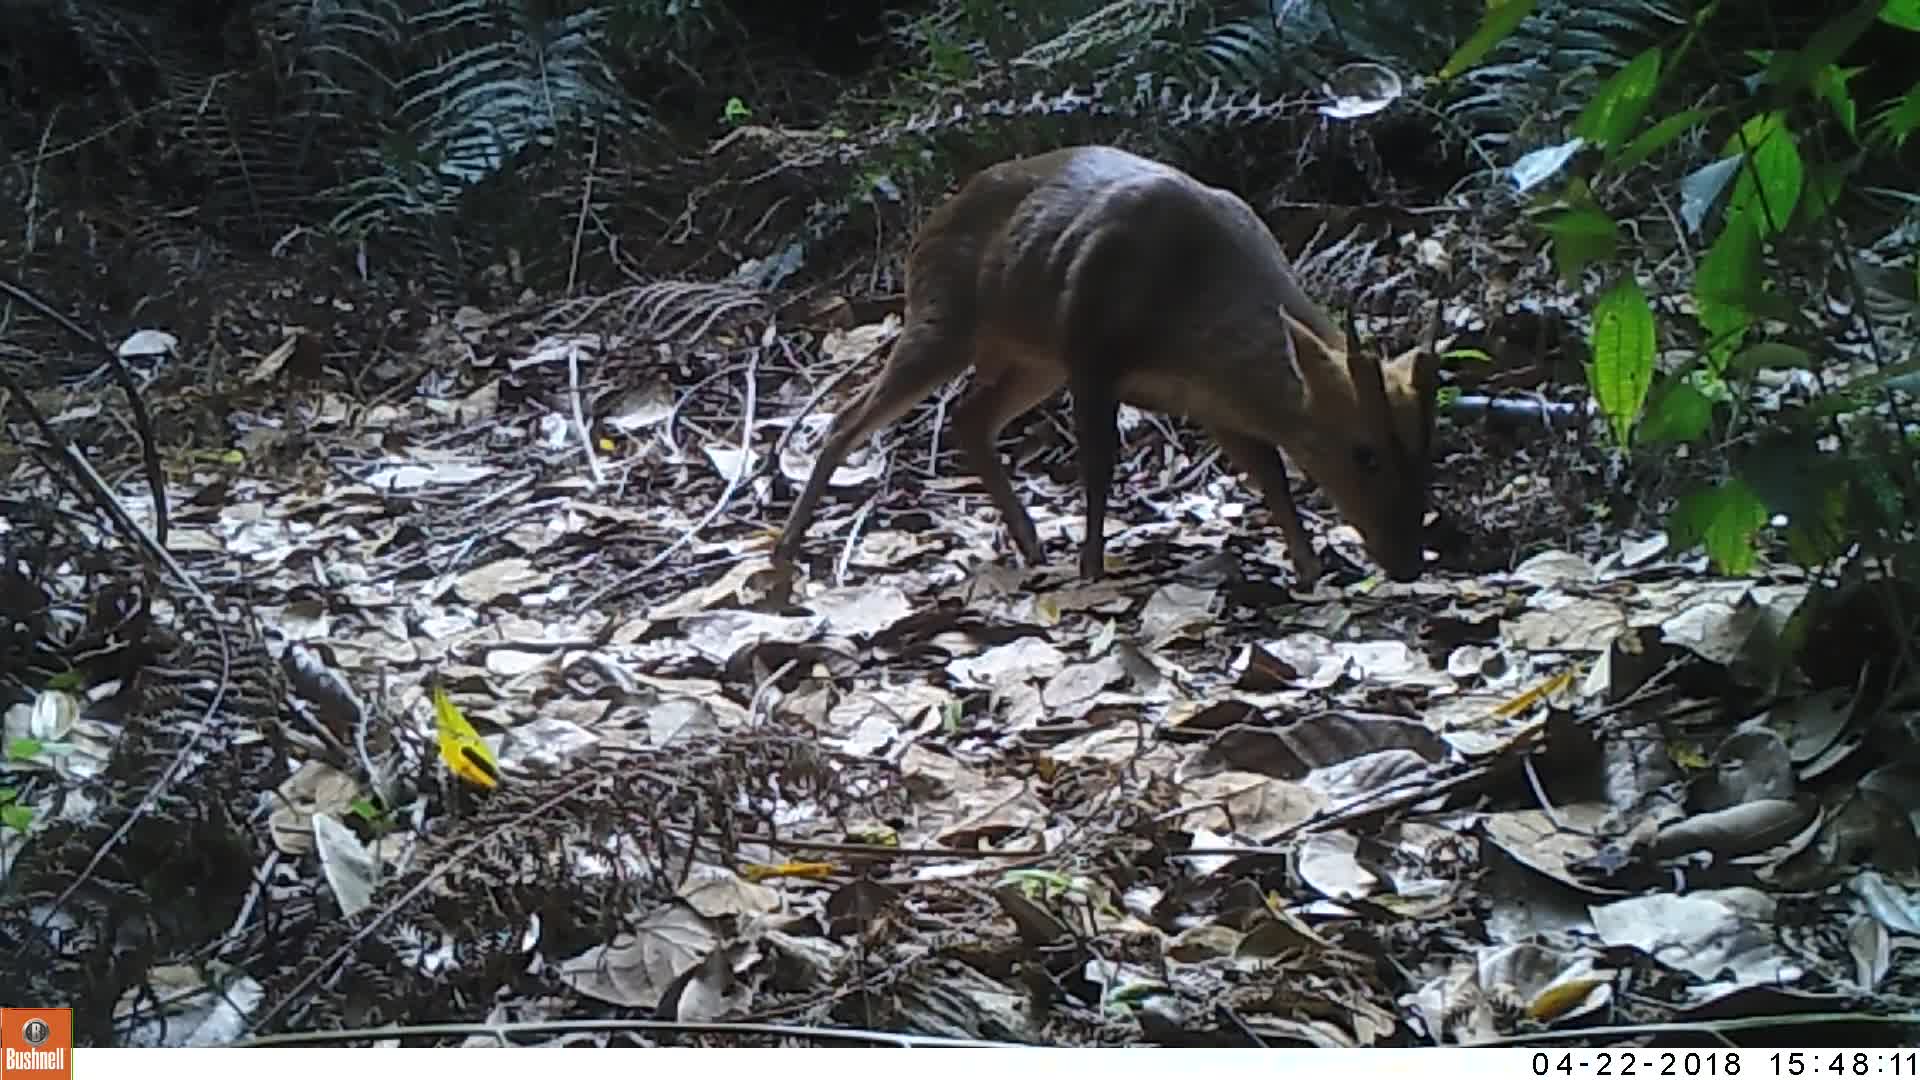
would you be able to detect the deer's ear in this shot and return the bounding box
[1385,338,1447,408]
[1276,305,1342,379]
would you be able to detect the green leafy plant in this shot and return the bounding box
[349,796,398,836]
[1447,0,1920,578]
[0,786,31,833]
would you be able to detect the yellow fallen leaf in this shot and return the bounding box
[742,861,836,882]
[1493,666,1577,718]
[433,684,500,790]
[1667,740,1710,769]
[1528,974,1612,1021]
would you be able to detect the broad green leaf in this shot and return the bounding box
[1857,448,1904,527]
[1612,109,1714,173]
[1439,0,1536,80]
[1669,476,1771,575]
[1,804,33,832]
[1884,0,1920,30]
[1787,485,1851,566]
[1541,204,1620,282]
[1575,47,1663,151]
[1763,0,1885,93]
[1725,111,1803,236]
[6,738,41,761]
[1638,379,1715,443]
[1869,80,1920,148]
[1728,341,1815,372]
[1741,439,1851,567]
[1791,157,1855,229]
[1588,276,1657,449]
[1812,64,1866,137]
[1694,216,1761,363]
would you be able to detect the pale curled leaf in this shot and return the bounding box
[1649,797,1817,860]
[312,812,379,919]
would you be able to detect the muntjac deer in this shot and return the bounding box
[774,145,1442,587]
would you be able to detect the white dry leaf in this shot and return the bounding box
[26,688,79,740]
[312,812,379,919]
[118,327,178,361]
[930,776,1049,850]
[1504,597,1628,653]
[646,559,770,620]
[1332,639,1450,689]
[826,682,951,752]
[1037,724,1184,774]
[946,637,1068,691]
[274,598,331,641]
[804,583,915,640]
[364,457,497,491]
[1851,870,1920,934]
[1446,643,1506,681]
[1176,770,1324,837]
[1848,913,1891,990]
[820,316,900,366]
[676,610,832,667]
[1588,887,1798,993]
[498,715,600,772]
[1045,579,1134,615]
[672,944,756,1022]
[677,864,783,919]
[604,377,676,433]
[513,333,601,372]
[1632,582,1806,650]
[705,444,759,483]
[1297,831,1377,900]
[1478,804,1617,893]
[424,379,500,422]
[115,963,263,1047]
[642,695,727,746]
[1041,654,1128,716]
[898,742,969,801]
[1764,686,1854,766]
[1617,533,1669,568]
[223,517,297,563]
[1138,582,1218,647]
[847,527,940,569]
[1252,632,1347,689]
[483,647,552,678]
[557,903,720,1009]
[779,414,886,488]
[1309,749,1434,802]
[1411,959,1502,1044]
[1505,549,1599,589]
[450,557,549,605]
[1319,61,1403,119]
[241,333,291,384]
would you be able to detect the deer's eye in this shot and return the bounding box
[1352,444,1381,473]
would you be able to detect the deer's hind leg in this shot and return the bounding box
[951,342,1066,567]
[777,320,977,564]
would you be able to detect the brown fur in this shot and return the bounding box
[775,145,1441,586]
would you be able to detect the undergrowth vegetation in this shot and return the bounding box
[4,0,1919,604]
